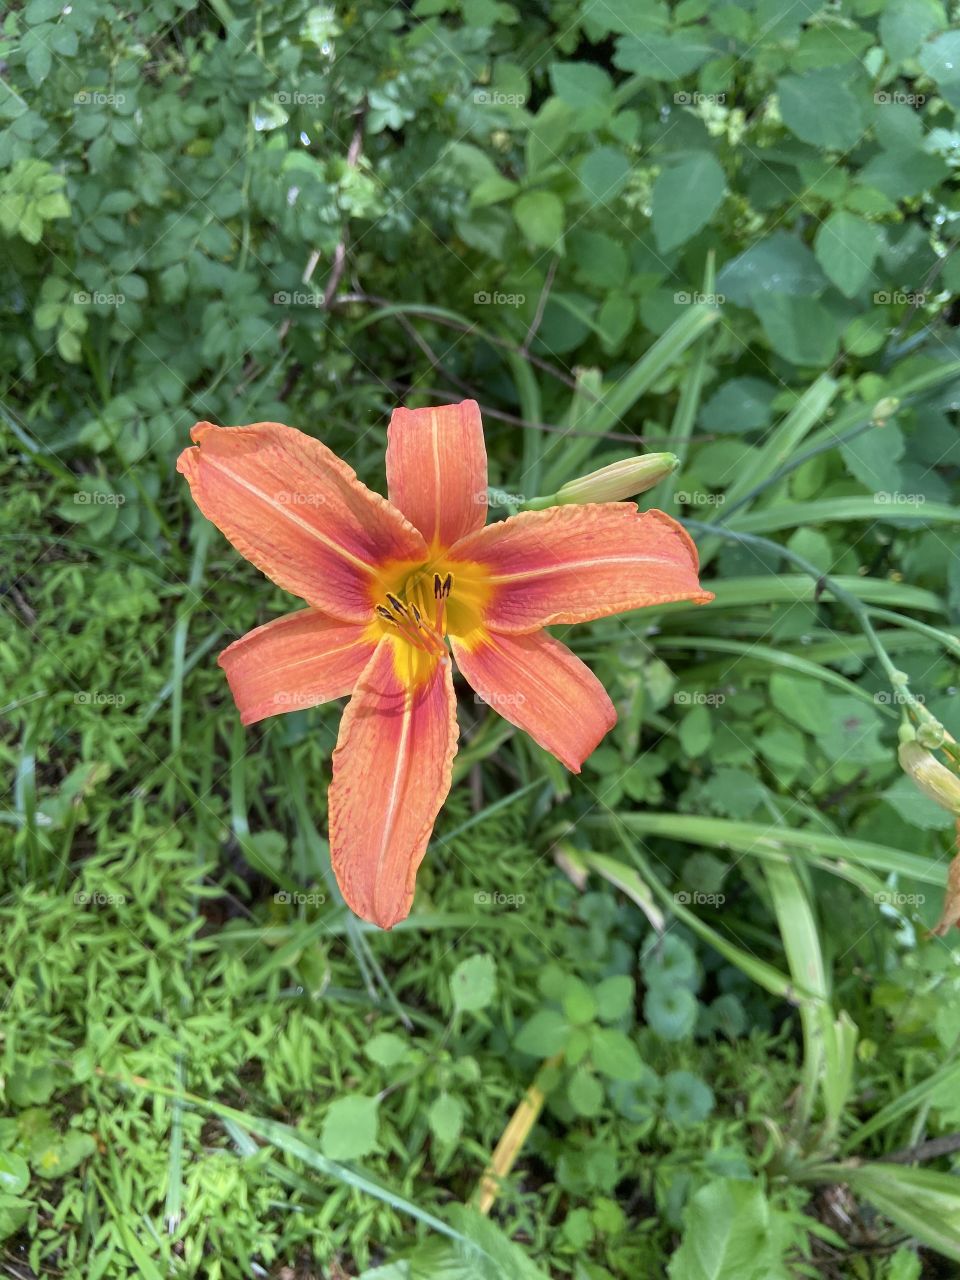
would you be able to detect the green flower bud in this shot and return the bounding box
[553,453,680,506]
[898,740,960,816]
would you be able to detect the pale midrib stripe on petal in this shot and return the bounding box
[373,680,414,907]
[430,409,442,547]
[204,454,377,575]
[484,553,683,584]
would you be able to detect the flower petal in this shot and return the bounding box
[218,609,377,726]
[329,638,459,928]
[448,504,713,632]
[177,421,426,620]
[451,630,616,772]
[386,399,487,549]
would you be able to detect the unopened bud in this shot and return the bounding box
[898,740,960,816]
[553,453,680,506]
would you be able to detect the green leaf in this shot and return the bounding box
[777,70,865,150]
[644,984,697,1041]
[814,211,882,298]
[548,62,613,111]
[513,191,564,250]
[579,146,631,205]
[594,974,634,1022]
[614,32,714,80]
[668,1178,773,1278]
[663,1071,715,1127]
[590,1027,643,1080]
[652,152,725,253]
[754,294,844,366]
[567,1067,604,1116]
[515,1009,570,1057]
[451,953,497,1013]
[880,0,945,62]
[0,1154,29,1196]
[428,1094,464,1146]
[320,1096,380,1161]
[365,1033,410,1068]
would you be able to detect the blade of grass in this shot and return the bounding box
[601,812,948,885]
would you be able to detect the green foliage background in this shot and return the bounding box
[2,0,960,1276]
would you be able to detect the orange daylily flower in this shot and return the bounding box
[177,401,713,928]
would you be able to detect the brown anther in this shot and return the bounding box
[386,592,408,616]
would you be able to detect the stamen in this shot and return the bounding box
[433,573,444,599]
[376,605,397,622]
[442,573,452,598]
[386,592,408,617]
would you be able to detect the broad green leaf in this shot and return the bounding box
[777,70,865,150]
[513,190,564,249]
[451,953,497,1013]
[814,211,881,297]
[320,1096,380,1161]
[668,1179,773,1279]
[652,152,725,252]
